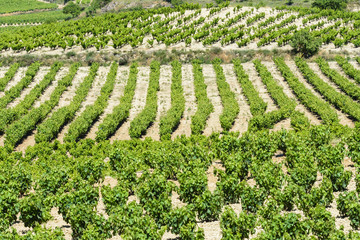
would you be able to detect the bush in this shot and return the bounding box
[63,2,81,18]
[221,207,256,240]
[170,0,184,6]
[312,0,348,10]
[290,29,322,58]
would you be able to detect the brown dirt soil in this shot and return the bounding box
[143,65,172,141]
[286,61,354,128]
[263,61,321,126]
[222,64,251,135]
[172,64,197,139]
[111,66,150,141]
[242,62,278,113]
[307,62,355,128]
[86,66,130,140]
[202,64,223,136]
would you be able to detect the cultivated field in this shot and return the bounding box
[1,4,360,55]
[0,0,57,14]
[0,57,359,151]
[1,2,360,240]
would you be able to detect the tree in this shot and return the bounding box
[165,0,184,6]
[91,0,111,9]
[312,0,348,10]
[63,2,81,18]
[290,29,322,58]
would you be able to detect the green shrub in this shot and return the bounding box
[290,29,322,57]
[312,0,348,10]
[63,2,81,18]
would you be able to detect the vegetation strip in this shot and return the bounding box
[0,62,62,133]
[34,63,96,144]
[0,62,41,109]
[250,59,296,131]
[95,63,138,141]
[64,62,118,142]
[212,60,239,132]
[335,56,360,85]
[274,57,338,125]
[253,59,295,110]
[232,59,267,117]
[191,62,214,135]
[296,57,360,121]
[316,57,360,101]
[0,63,20,91]
[159,61,185,140]
[356,57,360,65]
[0,11,71,25]
[0,0,57,14]
[129,61,160,138]
[4,63,80,148]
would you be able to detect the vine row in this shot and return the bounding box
[0,62,41,109]
[5,62,80,148]
[232,59,267,117]
[159,61,185,140]
[274,57,338,125]
[64,62,118,142]
[295,57,360,121]
[0,63,20,91]
[191,62,214,135]
[316,57,360,101]
[34,63,98,143]
[129,61,160,138]
[0,62,62,133]
[212,60,239,132]
[95,63,138,142]
[335,56,360,85]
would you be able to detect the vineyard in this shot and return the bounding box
[0,55,358,238]
[0,0,57,14]
[0,57,359,149]
[0,11,71,26]
[2,3,360,54]
[2,1,360,239]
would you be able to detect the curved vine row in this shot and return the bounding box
[95,63,138,142]
[5,62,81,148]
[296,57,360,121]
[274,57,338,125]
[129,61,160,139]
[35,63,98,143]
[191,62,213,135]
[212,59,239,132]
[159,61,185,140]
[64,62,118,142]
[0,62,62,133]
